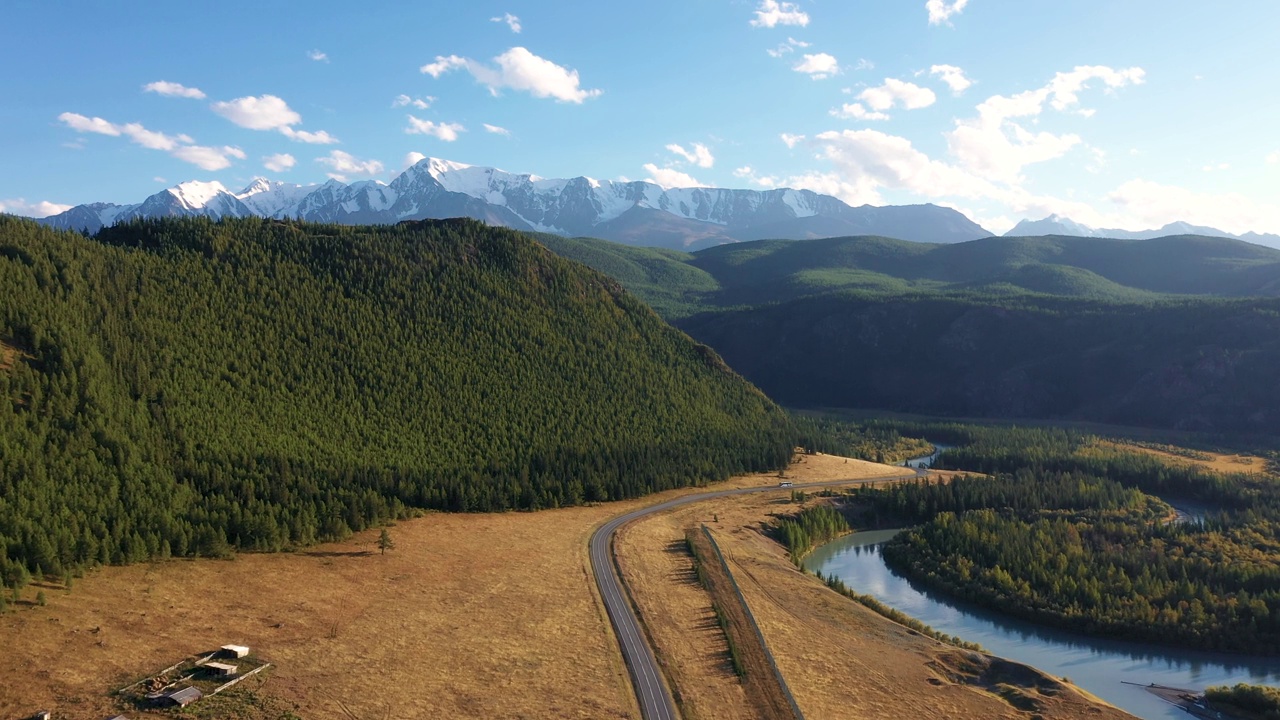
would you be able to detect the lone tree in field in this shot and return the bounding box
[377,528,395,555]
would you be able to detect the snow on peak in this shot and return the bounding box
[235,178,317,217]
[168,180,231,210]
[238,177,275,196]
[422,157,472,179]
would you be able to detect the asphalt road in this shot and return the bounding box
[589,469,921,720]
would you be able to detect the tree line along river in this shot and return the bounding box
[805,525,1280,720]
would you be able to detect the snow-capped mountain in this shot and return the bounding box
[1007,214,1280,249]
[37,158,994,248]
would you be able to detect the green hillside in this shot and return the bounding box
[678,293,1280,435]
[531,231,1280,436]
[535,232,1280,312]
[528,232,719,316]
[0,216,793,585]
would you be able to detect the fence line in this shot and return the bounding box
[210,663,272,696]
[700,525,805,720]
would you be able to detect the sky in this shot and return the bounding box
[1,0,1278,234]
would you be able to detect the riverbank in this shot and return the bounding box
[808,530,1280,720]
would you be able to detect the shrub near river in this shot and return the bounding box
[851,424,1280,654]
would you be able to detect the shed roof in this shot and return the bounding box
[167,687,203,705]
[221,644,250,655]
[205,662,238,673]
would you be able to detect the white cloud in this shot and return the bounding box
[642,163,701,189]
[153,176,166,183]
[810,129,997,202]
[831,103,890,121]
[142,81,206,99]
[279,127,340,144]
[1087,147,1108,173]
[58,112,121,136]
[929,64,972,94]
[490,13,521,33]
[119,123,189,151]
[794,53,839,79]
[211,94,339,143]
[945,65,1144,183]
[483,123,512,136]
[926,0,969,25]
[1045,65,1145,111]
[263,153,296,172]
[786,171,886,207]
[781,123,1259,234]
[61,115,193,152]
[860,78,937,112]
[0,198,73,218]
[1268,151,1280,165]
[733,166,781,189]
[780,133,805,149]
[308,50,329,62]
[404,151,427,168]
[666,142,714,168]
[1201,162,1231,172]
[58,110,247,171]
[405,115,465,141]
[751,0,809,28]
[392,94,433,110]
[211,95,301,130]
[737,165,783,188]
[317,150,384,179]
[1107,179,1280,235]
[767,37,810,58]
[736,163,885,205]
[421,47,602,103]
[421,55,469,78]
[170,145,245,171]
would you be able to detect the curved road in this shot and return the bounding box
[590,469,922,720]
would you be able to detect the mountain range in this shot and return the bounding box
[1006,214,1280,248]
[34,157,993,249]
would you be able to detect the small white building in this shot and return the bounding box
[205,662,238,678]
[220,644,250,658]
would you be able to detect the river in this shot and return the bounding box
[805,530,1280,720]
[901,444,953,469]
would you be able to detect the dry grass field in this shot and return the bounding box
[0,471,790,720]
[0,502,646,719]
[0,454,1132,720]
[1101,439,1267,475]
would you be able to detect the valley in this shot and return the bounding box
[0,454,1139,720]
[3,217,1280,719]
[6,2,1279,717]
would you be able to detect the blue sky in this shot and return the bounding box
[2,0,1277,234]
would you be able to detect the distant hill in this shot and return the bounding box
[0,216,793,582]
[1006,214,1280,249]
[535,231,1280,435]
[678,293,1280,435]
[33,157,993,250]
[538,232,1280,315]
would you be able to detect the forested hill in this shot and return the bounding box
[538,232,1280,315]
[534,232,1280,436]
[0,216,793,582]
